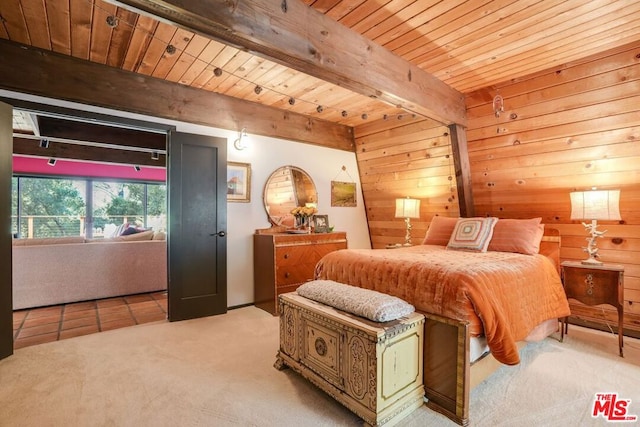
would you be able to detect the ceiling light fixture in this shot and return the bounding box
[233,128,249,151]
[106,15,118,28]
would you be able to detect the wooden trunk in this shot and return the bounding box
[275,292,425,426]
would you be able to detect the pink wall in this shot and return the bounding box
[12,155,166,182]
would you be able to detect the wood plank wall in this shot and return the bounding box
[354,117,460,248]
[354,40,640,336]
[464,40,640,335]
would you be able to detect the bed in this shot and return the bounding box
[313,217,571,425]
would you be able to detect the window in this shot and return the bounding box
[12,176,166,239]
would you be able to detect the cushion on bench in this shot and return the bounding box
[296,280,415,322]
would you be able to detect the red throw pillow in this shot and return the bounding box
[422,216,460,246]
[487,218,544,255]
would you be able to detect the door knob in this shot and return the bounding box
[212,231,226,237]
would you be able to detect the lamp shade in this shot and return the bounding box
[570,190,621,221]
[395,198,421,219]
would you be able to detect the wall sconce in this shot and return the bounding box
[395,197,421,246]
[570,189,621,265]
[47,158,56,166]
[493,94,504,117]
[39,139,49,148]
[151,152,159,161]
[233,128,249,150]
[133,165,141,172]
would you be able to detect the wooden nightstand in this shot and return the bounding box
[560,261,625,357]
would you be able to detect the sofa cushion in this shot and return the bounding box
[13,236,86,246]
[111,223,130,237]
[113,230,155,241]
[152,231,166,241]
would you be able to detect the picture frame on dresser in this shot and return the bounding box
[313,215,329,233]
[227,162,251,202]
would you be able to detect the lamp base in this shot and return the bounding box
[580,219,606,266]
[581,257,603,266]
[403,217,413,246]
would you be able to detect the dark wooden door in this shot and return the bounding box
[167,131,227,321]
[0,101,13,360]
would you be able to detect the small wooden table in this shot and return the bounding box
[560,261,624,357]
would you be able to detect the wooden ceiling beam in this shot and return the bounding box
[36,116,167,151]
[13,137,167,167]
[0,39,354,151]
[113,0,467,127]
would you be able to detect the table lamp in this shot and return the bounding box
[570,189,621,265]
[395,197,421,246]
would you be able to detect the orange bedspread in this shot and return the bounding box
[314,245,570,365]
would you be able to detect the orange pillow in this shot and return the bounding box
[422,216,460,246]
[487,218,544,255]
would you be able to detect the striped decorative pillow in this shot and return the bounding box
[447,217,498,252]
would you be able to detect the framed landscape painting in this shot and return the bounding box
[227,162,251,202]
[331,181,357,207]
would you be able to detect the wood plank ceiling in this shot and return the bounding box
[1,0,639,130]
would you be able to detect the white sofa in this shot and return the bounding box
[12,231,167,310]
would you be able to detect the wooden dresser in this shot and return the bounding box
[253,231,347,315]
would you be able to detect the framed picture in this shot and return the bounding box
[227,162,251,202]
[313,215,329,233]
[331,181,357,207]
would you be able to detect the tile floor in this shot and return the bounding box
[12,291,168,350]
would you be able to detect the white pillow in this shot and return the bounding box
[296,280,414,322]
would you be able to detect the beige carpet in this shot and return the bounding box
[0,306,639,427]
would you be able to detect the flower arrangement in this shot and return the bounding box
[291,206,318,219]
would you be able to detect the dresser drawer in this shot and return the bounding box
[562,266,620,307]
[276,262,317,286]
[275,242,346,265]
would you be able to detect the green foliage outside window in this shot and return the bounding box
[16,177,85,238]
[12,176,166,239]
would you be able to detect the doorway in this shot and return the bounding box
[1,99,228,359]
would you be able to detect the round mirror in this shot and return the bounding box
[263,166,317,227]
